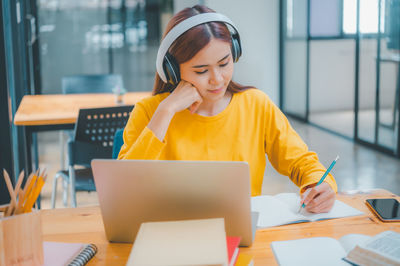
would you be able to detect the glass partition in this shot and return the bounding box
[357,0,399,154]
[281,0,308,119]
[376,0,399,153]
[281,0,400,157]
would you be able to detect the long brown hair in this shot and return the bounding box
[152,5,252,95]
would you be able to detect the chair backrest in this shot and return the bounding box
[62,74,124,94]
[112,128,125,159]
[70,105,134,166]
[68,140,111,167]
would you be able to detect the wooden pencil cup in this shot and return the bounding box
[0,211,44,266]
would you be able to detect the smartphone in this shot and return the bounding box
[365,198,400,222]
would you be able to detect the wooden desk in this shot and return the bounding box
[13,92,151,175]
[41,189,400,265]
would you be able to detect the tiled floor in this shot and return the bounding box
[309,109,398,149]
[38,117,400,209]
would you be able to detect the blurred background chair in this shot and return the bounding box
[61,74,124,94]
[59,74,124,171]
[51,105,133,208]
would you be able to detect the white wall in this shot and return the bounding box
[173,0,280,103]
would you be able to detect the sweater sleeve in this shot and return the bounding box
[118,101,166,160]
[264,98,337,193]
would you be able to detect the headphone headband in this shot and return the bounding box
[156,12,240,83]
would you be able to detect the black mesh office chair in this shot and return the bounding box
[51,105,133,208]
[59,74,124,171]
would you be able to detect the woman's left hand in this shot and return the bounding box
[300,182,336,213]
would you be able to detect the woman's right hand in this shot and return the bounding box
[148,81,203,142]
[160,80,203,114]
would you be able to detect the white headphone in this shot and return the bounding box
[156,12,242,85]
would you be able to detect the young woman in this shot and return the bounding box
[118,5,337,213]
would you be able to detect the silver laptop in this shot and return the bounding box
[91,159,256,246]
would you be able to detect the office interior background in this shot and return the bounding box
[1,0,399,207]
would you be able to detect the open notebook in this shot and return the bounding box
[251,193,364,228]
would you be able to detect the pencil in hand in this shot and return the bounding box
[298,156,339,213]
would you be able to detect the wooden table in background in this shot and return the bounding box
[14,92,151,126]
[41,189,400,265]
[13,92,151,175]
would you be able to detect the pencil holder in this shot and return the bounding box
[0,211,43,266]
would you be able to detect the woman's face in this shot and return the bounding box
[180,38,234,102]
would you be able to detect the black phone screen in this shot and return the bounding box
[366,198,400,220]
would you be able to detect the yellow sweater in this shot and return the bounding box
[118,89,337,196]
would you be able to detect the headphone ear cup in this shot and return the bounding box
[163,52,181,87]
[231,33,242,63]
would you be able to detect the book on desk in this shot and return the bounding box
[126,218,245,266]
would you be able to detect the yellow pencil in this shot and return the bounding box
[22,175,39,213]
[21,171,39,209]
[15,172,35,214]
[23,176,45,212]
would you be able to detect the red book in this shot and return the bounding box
[226,236,241,266]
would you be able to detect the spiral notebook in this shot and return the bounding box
[43,241,97,266]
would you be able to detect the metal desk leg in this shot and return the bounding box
[32,132,41,209]
[24,126,41,209]
[24,126,33,176]
[69,165,77,208]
